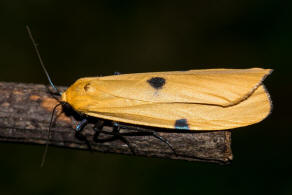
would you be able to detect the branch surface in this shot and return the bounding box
[0,82,232,164]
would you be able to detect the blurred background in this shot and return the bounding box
[0,0,291,194]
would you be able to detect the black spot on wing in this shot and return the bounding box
[147,77,166,89]
[174,119,190,130]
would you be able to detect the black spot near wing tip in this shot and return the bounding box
[147,77,166,90]
[175,119,189,130]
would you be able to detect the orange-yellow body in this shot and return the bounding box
[61,68,272,130]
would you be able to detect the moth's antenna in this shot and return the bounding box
[40,103,62,168]
[26,25,61,96]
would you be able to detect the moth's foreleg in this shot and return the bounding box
[75,118,88,132]
[74,118,92,150]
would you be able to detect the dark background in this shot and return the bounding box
[0,0,291,194]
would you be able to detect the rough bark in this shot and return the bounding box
[0,82,232,164]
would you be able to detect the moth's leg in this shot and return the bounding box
[76,118,88,132]
[115,124,177,155]
[93,120,104,137]
[93,121,136,154]
[74,118,92,150]
[112,123,136,154]
[150,132,176,156]
[93,120,118,139]
[93,120,118,140]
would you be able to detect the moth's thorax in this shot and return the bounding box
[60,77,98,103]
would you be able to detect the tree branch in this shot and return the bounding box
[0,82,232,164]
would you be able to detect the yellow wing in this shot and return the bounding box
[62,68,272,130]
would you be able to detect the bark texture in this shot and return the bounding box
[0,82,232,164]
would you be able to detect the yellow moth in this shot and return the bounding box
[61,68,272,131]
[26,26,272,166]
[26,27,272,132]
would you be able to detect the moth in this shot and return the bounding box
[26,26,272,165]
[62,68,272,131]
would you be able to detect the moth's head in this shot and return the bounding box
[59,90,76,113]
[60,90,76,110]
[60,100,71,110]
[61,90,67,102]
[59,80,84,104]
